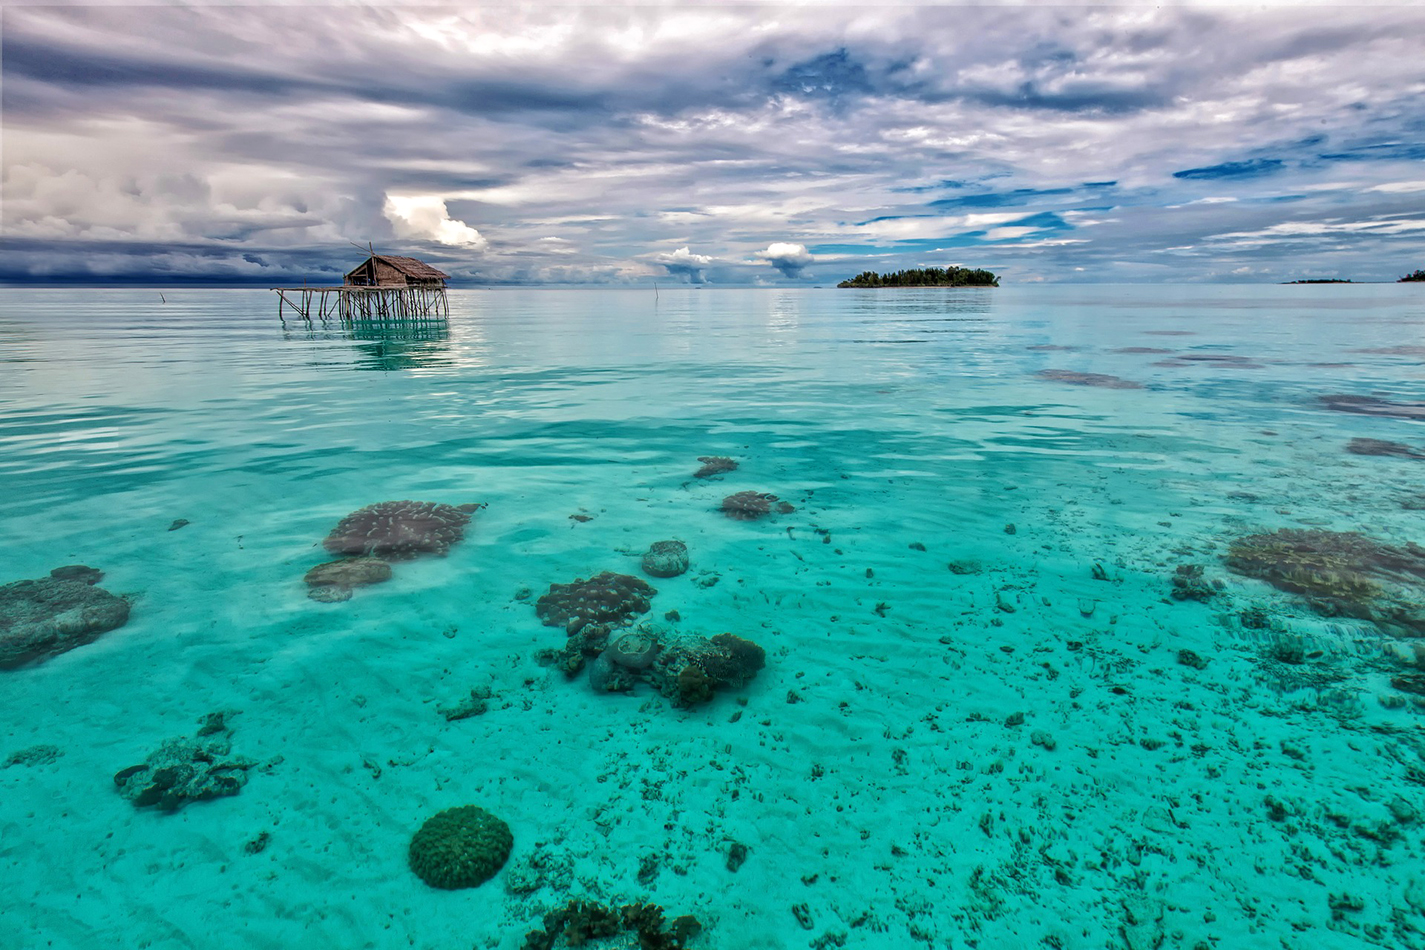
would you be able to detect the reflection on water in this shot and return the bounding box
[282,316,452,371]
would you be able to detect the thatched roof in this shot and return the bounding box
[346,254,450,281]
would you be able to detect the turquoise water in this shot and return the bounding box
[4,285,1425,948]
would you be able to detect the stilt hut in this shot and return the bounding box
[344,254,450,288]
[274,252,450,322]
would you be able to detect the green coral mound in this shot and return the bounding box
[409,805,513,890]
[1225,528,1425,634]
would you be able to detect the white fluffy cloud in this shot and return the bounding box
[650,246,714,283]
[756,241,814,277]
[382,195,487,249]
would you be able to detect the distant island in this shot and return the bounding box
[837,266,999,288]
[1285,278,1352,284]
[1401,270,1425,283]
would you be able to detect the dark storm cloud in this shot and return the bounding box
[4,4,1425,284]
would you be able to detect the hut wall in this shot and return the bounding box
[372,260,409,286]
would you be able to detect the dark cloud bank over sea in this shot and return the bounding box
[4,3,1425,285]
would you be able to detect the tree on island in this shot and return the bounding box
[1401,270,1425,283]
[837,266,999,288]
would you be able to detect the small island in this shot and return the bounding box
[838,266,999,288]
[1400,270,1425,283]
[1285,278,1352,284]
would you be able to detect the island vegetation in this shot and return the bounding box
[1285,278,1352,284]
[1400,270,1425,283]
[837,266,999,288]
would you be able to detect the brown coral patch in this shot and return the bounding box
[1036,369,1143,390]
[694,456,738,478]
[721,491,794,521]
[1225,528,1425,634]
[322,500,478,559]
[1321,394,1425,421]
[535,571,655,634]
[1347,437,1425,459]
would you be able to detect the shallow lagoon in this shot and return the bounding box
[4,284,1425,948]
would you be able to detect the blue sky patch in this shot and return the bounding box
[1172,158,1286,180]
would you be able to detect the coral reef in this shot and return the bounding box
[586,654,638,693]
[641,540,690,578]
[303,557,393,602]
[698,633,767,688]
[647,631,768,707]
[522,900,701,950]
[1225,528,1425,634]
[0,569,130,670]
[606,628,663,671]
[321,500,481,559]
[536,572,655,635]
[694,456,738,478]
[1170,564,1219,602]
[409,805,513,890]
[438,686,492,721]
[504,846,575,896]
[721,491,795,521]
[1035,369,1143,389]
[1346,437,1425,459]
[113,712,255,811]
[3,744,63,768]
[547,620,766,707]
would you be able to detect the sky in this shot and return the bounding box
[3,1,1424,286]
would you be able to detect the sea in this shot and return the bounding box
[3,283,1425,949]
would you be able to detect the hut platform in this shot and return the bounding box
[272,285,449,322]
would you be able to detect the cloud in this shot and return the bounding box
[651,246,713,283]
[383,196,487,248]
[3,4,1425,283]
[756,242,814,277]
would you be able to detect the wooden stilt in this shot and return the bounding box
[273,284,448,326]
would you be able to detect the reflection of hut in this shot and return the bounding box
[344,254,450,288]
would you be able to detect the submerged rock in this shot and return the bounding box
[0,572,130,670]
[322,500,480,559]
[721,491,794,521]
[113,712,256,812]
[49,565,103,585]
[303,557,393,602]
[641,540,689,578]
